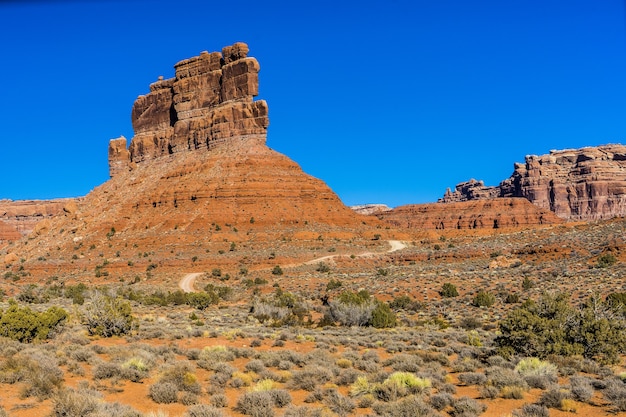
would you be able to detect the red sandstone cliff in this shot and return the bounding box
[441,145,626,220]
[379,198,563,231]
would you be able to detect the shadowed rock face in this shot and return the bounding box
[441,145,626,220]
[108,42,269,177]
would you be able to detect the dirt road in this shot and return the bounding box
[179,240,407,293]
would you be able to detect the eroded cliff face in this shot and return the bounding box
[441,145,626,220]
[379,198,563,231]
[0,199,73,244]
[108,42,269,177]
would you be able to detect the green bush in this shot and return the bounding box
[472,290,496,307]
[186,291,219,310]
[326,279,343,291]
[497,293,626,364]
[597,253,617,268]
[0,301,68,343]
[272,265,283,275]
[439,283,459,298]
[370,302,397,328]
[82,292,133,337]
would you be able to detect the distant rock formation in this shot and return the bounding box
[0,199,71,243]
[441,144,626,220]
[109,42,269,177]
[351,204,393,215]
[379,198,563,230]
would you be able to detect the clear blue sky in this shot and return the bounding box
[1,0,625,207]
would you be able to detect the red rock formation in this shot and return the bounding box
[109,42,269,174]
[380,198,563,230]
[0,199,71,242]
[441,145,626,220]
[5,44,390,279]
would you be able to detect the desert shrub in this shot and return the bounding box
[458,316,482,330]
[326,278,343,291]
[93,361,122,380]
[252,291,311,326]
[326,290,394,327]
[522,277,534,290]
[370,301,397,328]
[603,378,626,411]
[515,358,557,377]
[159,361,201,394]
[449,396,487,417]
[374,373,431,401]
[497,293,626,364]
[505,292,521,304]
[0,301,67,343]
[49,387,100,417]
[149,381,178,404]
[538,387,572,409]
[272,265,283,275]
[458,372,487,386]
[472,290,495,307]
[64,283,87,305]
[569,376,594,402]
[180,391,199,405]
[198,345,235,370]
[430,392,454,410]
[597,253,617,268]
[82,291,133,337]
[372,395,439,416]
[478,385,499,399]
[335,368,360,386]
[324,389,355,416]
[512,404,549,417]
[606,292,626,306]
[19,354,64,400]
[269,389,292,407]
[210,393,229,408]
[283,406,323,417]
[186,291,219,310]
[235,391,275,417]
[289,366,333,391]
[440,282,459,298]
[500,385,525,399]
[186,404,225,417]
[350,376,373,397]
[485,367,528,390]
[389,295,423,311]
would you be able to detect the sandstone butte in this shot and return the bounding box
[1,43,402,281]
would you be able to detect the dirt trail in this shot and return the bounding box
[179,240,407,293]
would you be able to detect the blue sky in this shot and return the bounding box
[1,0,625,207]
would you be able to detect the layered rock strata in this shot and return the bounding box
[379,198,563,230]
[109,42,269,176]
[441,145,626,220]
[0,199,71,242]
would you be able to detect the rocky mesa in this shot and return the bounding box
[441,144,626,220]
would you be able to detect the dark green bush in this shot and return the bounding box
[186,291,219,310]
[439,283,459,298]
[496,293,626,364]
[0,301,67,343]
[597,253,617,268]
[326,279,343,291]
[370,302,397,328]
[472,290,496,307]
